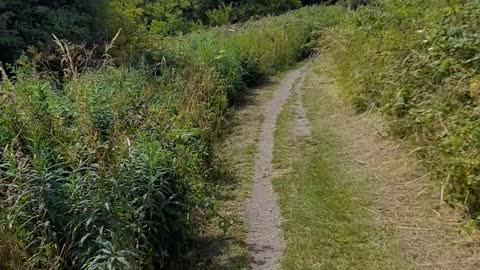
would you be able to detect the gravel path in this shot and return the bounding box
[245,66,306,270]
[293,72,311,137]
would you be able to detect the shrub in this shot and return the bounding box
[206,3,234,26]
[0,0,104,64]
[0,64,217,268]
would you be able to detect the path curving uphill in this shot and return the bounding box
[245,66,306,270]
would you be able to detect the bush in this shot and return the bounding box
[0,0,339,65]
[0,64,218,268]
[0,0,105,64]
[0,5,345,269]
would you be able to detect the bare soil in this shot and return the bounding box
[292,73,311,138]
[245,66,306,270]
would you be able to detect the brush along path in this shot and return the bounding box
[271,59,480,269]
[245,65,306,270]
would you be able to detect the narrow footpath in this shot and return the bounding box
[245,66,307,270]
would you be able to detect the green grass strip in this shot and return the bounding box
[272,70,403,269]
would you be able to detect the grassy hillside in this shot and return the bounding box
[319,0,480,216]
[0,6,345,269]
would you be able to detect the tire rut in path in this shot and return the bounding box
[245,66,306,270]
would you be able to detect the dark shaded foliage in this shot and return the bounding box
[0,0,104,64]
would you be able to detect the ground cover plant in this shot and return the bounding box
[0,5,345,269]
[319,0,480,216]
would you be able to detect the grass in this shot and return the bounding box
[271,67,404,269]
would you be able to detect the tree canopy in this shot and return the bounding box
[0,0,103,63]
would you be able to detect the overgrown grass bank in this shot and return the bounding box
[319,0,480,216]
[0,6,345,269]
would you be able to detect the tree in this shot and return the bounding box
[0,0,103,64]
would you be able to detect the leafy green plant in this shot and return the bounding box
[206,3,234,26]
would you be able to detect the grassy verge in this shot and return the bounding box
[272,67,404,269]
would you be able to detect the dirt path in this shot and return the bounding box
[245,66,306,270]
[292,72,311,138]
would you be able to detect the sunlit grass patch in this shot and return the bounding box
[272,70,403,269]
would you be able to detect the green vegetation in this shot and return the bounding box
[319,0,480,216]
[0,0,335,64]
[194,73,282,269]
[0,0,104,63]
[9,0,480,268]
[272,69,402,269]
[0,5,345,269]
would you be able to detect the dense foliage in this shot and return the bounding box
[0,6,345,269]
[0,0,337,65]
[320,0,480,215]
[0,0,103,63]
